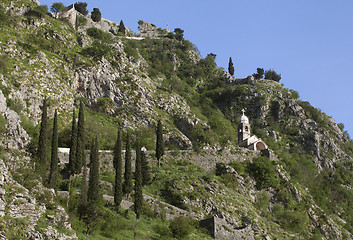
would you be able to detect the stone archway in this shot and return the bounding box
[256,141,266,151]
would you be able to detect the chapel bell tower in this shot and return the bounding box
[238,109,251,143]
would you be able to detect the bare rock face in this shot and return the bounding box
[0,89,29,150]
[0,158,76,239]
[74,53,197,149]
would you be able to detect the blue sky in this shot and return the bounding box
[40,0,353,137]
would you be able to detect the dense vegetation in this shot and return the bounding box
[1,1,353,239]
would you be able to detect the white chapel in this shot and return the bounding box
[238,110,268,151]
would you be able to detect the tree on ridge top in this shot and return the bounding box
[91,8,101,22]
[228,57,234,76]
[74,2,88,16]
[118,20,125,35]
[50,2,65,18]
[265,69,281,82]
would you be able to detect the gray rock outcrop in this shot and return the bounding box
[0,89,29,149]
[138,20,170,38]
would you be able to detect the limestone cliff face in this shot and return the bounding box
[212,80,352,170]
[0,158,76,239]
[0,89,29,150]
[0,2,204,148]
[1,1,353,239]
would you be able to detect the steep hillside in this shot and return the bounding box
[1,1,353,239]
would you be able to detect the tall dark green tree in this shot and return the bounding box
[141,148,151,186]
[48,110,58,189]
[228,57,234,76]
[68,109,77,175]
[123,132,133,196]
[75,101,85,173]
[88,137,100,204]
[174,28,184,41]
[118,20,125,34]
[156,120,164,167]
[78,153,88,218]
[91,8,101,22]
[37,97,48,169]
[74,2,88,16]
[114,129,123,209]
[134,137,143,219]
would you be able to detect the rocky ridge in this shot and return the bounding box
[1,0,353,239]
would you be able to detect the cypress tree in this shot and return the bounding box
[68,109,77,175]
[75,101,85,174]
[118,20,125,34]
[78,152,88,218]
[91,8,101,22]
[48,109,58,189]
[134,137,143,219]
[123,132,133,196]
[156,120,164,167]
[37,97,48,169]
[228,57,235,76]
[114,129,123,209]
[141,148,151,186]
[88,137,100,204]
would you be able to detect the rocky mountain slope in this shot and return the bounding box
[1,0,353,239]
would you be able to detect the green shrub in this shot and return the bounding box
[0,7,10,26]
[169,216,195,239]
[124,44,139,60]
[161,181,187,210]
[2,216,29,239]
[25,31,62,53]
[86,27,112,41]
[272,204,309,234]
[153,221,173,239]
[299,101,328,129]
[0,114,7,134]
[229,161,246,176]
[95,97,113,113]
[137,126,156,150]
[76,15,87,28]
[0,55,8,74]
[215,162,227,176]
[6,98,23,114]
[255,191,270,211]
[81,40,111,61]
[247,156,278,190]
[264,69,281,82]
[221,173,239,189]
[25,5,49,19]
[290,90,300,99]
[84,108,120,150]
